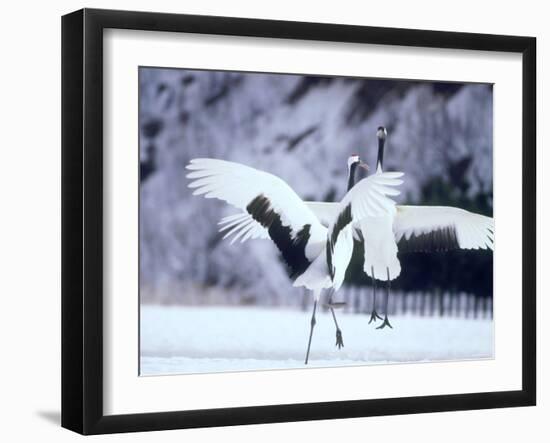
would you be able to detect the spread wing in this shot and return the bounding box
[186,158,326,278]
[326,172,404,288]
[393,205,494,253]
[304,202,340,227]
[218,212,270,244]
[218,201,340,243]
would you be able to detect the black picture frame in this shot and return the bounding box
[61,8,536,435]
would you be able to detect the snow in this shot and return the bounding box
[140,305,494,375]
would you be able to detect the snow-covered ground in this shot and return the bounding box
[140,305,494,375]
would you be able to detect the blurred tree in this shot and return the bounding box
[139,67,493,306]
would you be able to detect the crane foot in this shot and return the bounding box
[335,329,344,349]
[368,310,383,324]
[376,316,393,330]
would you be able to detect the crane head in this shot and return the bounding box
[348,154,369,171]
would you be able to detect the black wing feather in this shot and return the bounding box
[397,226,459,253]
[247,195,311,279]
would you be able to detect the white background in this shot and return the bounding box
[0,0,545,441]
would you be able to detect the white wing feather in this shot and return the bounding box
[393,205,494,251]
[326,172,404,286]
[340,172,404,220]
[218,212,269,244]
[186,158,327,253]
[304,202,340,227]
[327,224,354,290]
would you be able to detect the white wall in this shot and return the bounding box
[0,0,545,441]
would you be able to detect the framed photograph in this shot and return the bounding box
[61,8,536,435]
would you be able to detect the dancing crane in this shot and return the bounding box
[305,127,494,328]
[361,126,402,328]
[186,156,403,364]
[362,127,494,328]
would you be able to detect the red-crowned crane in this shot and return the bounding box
[361,126,494,328]
[186,156,403,364]
[294,127,494,329]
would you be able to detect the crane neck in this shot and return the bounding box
[347,163,358,191]
[376,137,385,172]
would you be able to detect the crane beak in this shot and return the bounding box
[359,161,370,171]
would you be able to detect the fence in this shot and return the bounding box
[300,285,493,320]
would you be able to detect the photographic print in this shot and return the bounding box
[139,67,494,376]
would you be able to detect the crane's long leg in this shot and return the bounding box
[326,289,344,349]
[304,299,318,365]
[376,268,393,330]
[369,266,383,324]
